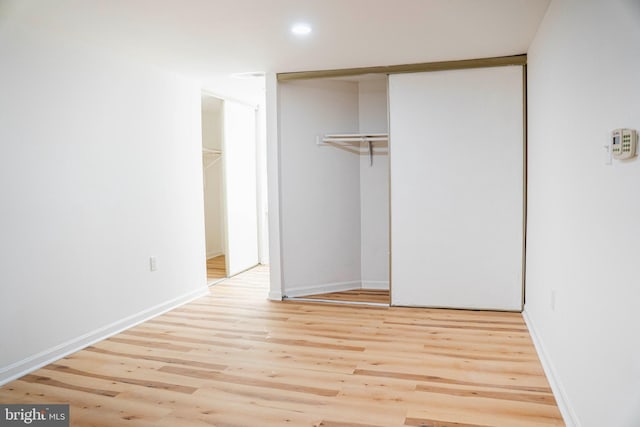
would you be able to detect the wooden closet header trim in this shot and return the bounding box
[277,54,527,81]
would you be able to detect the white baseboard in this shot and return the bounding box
[0,287,208,386]
[361,280,389,290]
[283,281,360,298]
[522,309,580,427]
[206,251,224,259]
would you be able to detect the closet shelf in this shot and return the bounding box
[317,133,388,166]
[202,147,222,169]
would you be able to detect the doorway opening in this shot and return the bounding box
[201,95,226,284]
[201,91,267,286]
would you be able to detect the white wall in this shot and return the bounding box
[202,101,225,259]
[0,29,206,383]
[203,164,224,258]
[278,79,361,296]
[358,79,389,289]
[525,0,640,425]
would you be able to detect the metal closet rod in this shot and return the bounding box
[317,133,389,143]
[316,133,388,166]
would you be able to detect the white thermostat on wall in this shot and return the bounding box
[611,128,637,160]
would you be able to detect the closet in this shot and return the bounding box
[276,59,526,311]
[278,75,390,303]
[201,94,260,283]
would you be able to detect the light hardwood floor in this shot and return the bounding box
[206,254,226,282]
[301,289,390,305]
[0,266,564,426]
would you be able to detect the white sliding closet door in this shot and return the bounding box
[223,100,259,276]
[389,66,523,311]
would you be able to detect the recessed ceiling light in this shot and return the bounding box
[291,23,312,36]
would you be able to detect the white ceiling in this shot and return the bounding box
[1,0,550,102]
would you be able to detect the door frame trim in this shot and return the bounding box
[277,54,527,81]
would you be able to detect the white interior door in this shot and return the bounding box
[389,66,524,311]
[223,100,259,276]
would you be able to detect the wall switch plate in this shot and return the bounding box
[150,256,158,271]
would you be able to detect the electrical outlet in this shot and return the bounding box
[550,289,556,311]
[150,256,158,272]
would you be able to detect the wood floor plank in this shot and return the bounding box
[353,369,551,394]
[0,265,564,427]
[414,383,557,406]
[84,346,228,371]
[106,336,194,352]
[158,365,340,397]
[206,254,226,282]
[405,393,564,427]
[404,418,492,427]
[120,328,253,350]
[43,364,197,394]
[158,401,321,427]
[20,374,120,397]
[317,420,391,427]
[187,341,361,375]
[302,289,390,304]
